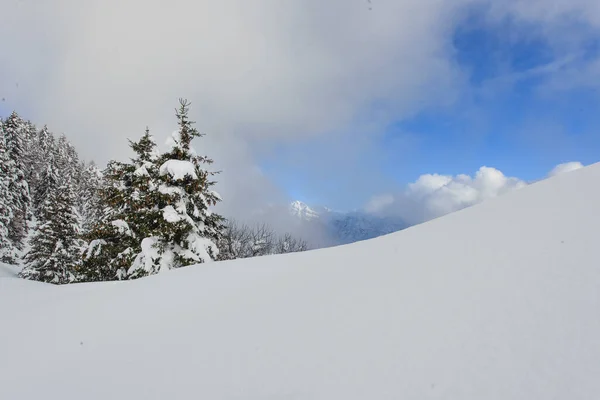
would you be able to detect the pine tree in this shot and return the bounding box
[55,134,81,185]
[21,120,39,187]
[30,125,57,214]
[33,162,58,218]
[0,120,16,262]
[76,161,104,235]
[128,99,224,276]
[20,170,82,284]
[126,128,163,241]
[81,129,162,281]
[79,160,137,281]
[0,112,31,260]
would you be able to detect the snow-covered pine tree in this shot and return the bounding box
[33,157,58,218]
[0,120,16,262]
[79,159,138,281]
[30,125,57,213]
[55,134,81,186]
[21,120,39,188]
[128,99,224,277]
[81,129,162,281]
[20,169,82,284]
[76,161,104,235]
[0,112,32,260]
[126,128,163,242]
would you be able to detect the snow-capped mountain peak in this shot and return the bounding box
[289,200,320,220]
[288,200,408,245]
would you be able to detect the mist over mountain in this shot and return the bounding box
[288,201,408,246]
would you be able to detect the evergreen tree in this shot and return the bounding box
[0,111,94,272]
[0,112,31,259]
[20,170,82,284]
[55,134,81,185]
[30,126,57,214]
[76,161,104,235]
[126,128,163,241]
[79,160,137,281]
[0,120,16,262]
[33,162,58,218]
[21,120,39,187]
[128,99,224,277]
[81,129,162,281]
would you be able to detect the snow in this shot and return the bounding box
[84,239,106,260]
[158,184,185,196]
[2,163,600,399]
[134,161,156,177]
[133,165,149,177]
[184,232,218,262]
[162,203,195,226]
[211,190,222,201]
[289,200,320,220]
[111,219,133,236]
[165,129,181,150]
[128,237,162,276]
[548,161,584,177]
[162,205,181,223]
[159,159,197,180]
[0,263,20,278]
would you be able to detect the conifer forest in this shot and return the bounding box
[0,99,307,284]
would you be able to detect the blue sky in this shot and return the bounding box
[259,8,600,210]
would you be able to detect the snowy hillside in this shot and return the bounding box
[2,163,600,399]
[0,263,19,278]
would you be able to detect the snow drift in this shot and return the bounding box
[1,163,599,399]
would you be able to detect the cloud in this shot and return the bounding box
[0,0,480,228]
[548,161,584,177]
[367,162,585,225]
[365,194,396,214]
[3,0,597,152]
[481,0,600,93]
[0,0,482,242]
[402,166,527,223]
[0,0,473,162]
[1,0,598,239]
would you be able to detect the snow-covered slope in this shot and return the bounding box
[0,263,19,278]
[2,164,600,399]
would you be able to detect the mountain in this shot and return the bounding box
[289,200,321,221]
[289,200,408,245]
[2,163,598,399]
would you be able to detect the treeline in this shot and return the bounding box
[0,99,307,284]
[219,221,308,260]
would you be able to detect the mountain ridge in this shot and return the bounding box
[288,200,408,245]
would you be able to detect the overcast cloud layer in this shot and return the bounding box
[1,0,599,230]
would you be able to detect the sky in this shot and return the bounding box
[1,0,600,227]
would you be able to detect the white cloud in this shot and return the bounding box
[367,163,586,225]
[1,0,597,235]
[0,0,473,164]
[548,162,585,177]
[403,167,526,223]
[365,194,396,214]
[0,0,479,232]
